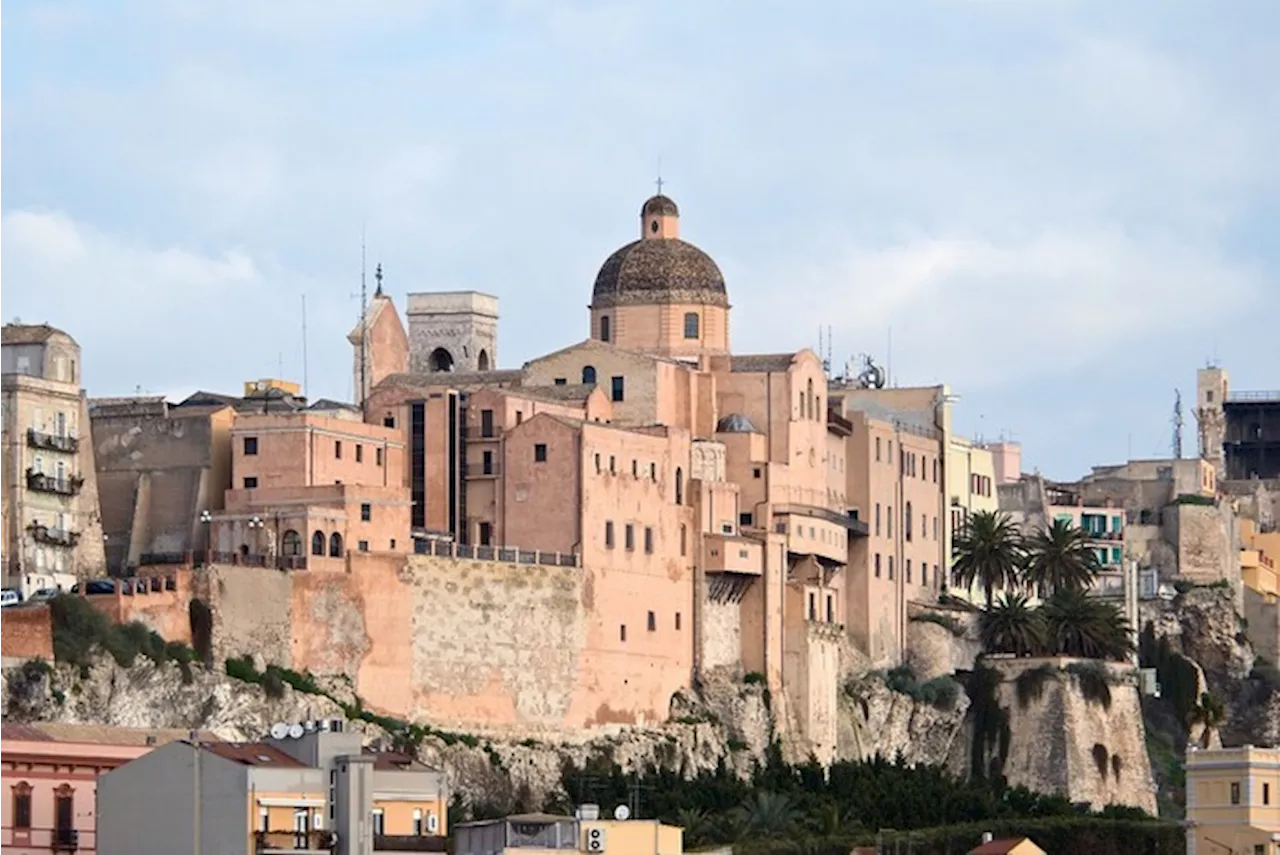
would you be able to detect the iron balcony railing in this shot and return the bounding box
[465,462,502,477]
[254,829,334,853]
[51,827,79,852]
[463,425,504,439]
[203,551,309,570]
[413,538,580,567]
[25,469,84,496]
[28,524,80,548]
[27,429,79,454]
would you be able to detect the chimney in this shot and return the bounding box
[981,832,993,844]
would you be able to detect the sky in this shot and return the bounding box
[3,0,1277,480]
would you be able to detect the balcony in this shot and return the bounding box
[704,533,763,576]
[51,828,79,852]
[255,829,334,854]
[27,429,79,454]
[204,551,308,570]
[463,425,504,439]
[28,523,80,548]
[25,469,84,496]
[375,834,449,852]
[465,461,502,478]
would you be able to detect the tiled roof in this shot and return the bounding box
[969,838,1034,855]
[2,323,72,346]
[366,749,437,772]
[33,723,218,746]
[1,723,53,741]
[730,353,796,374]
[515,384,598,403]
[592,236,728,310]
[203,741,307,767]
[378,370,523,391]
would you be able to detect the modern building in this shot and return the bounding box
[1196,365,1280,482]
[96,724,447,855]
[944,435,999,605]
[0,722,213,855]
[1185,744,1280,854]
[454,809,682,855]
[1,322,106,596]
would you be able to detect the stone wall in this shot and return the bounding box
[1164,502,1237,583]
[987,657,1158,814]
[205,564,293,667]
[1244,588,1280,666]
[0,605,54,661]
[88,571,193,644]
[701,599,742,671]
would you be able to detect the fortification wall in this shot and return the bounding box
[89,571,193,644]
[701,599,742,671]
[1,605,54,660]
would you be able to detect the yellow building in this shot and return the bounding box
[97,723,448,855]
[944,435,999,604]
[1186,745,1280,855]
[455,810,683,855]
[1242,518,1280,598]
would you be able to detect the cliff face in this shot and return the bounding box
[839,670,970,766]
[979,658,1159,815]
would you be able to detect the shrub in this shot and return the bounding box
[918,676,962,709]
[744,671,766,685]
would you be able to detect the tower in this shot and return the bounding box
[405,291,499,375]
[346,265,410,403]
[1195,366,1229,476]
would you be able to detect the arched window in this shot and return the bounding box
[428,348,454,372]
[239,544,250,557]
[582,365,597,384]
[683,312,699,340]
[329,532,344,557]
[282,530,302,556]
[477,350,490,371]
[807,379,815,421]
[675,467,684,505]
[905,501,913,542]
[600,315,611,342]
[311,531,325,556]
[11,781,32,830]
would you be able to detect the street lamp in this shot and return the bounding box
[248,516,264,562]
[199,510,213,564]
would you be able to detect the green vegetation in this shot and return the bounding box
[1171,493,1216,506]
[1064,661,1115,710]
[967,664,1011,782]
[871,665,962,710]
[951,510,1025,608]
[1023,517,1103,597]
[979,589,1133,662]
[743,671,766,685]
[909,611,966,637]
[531,750,1180,854]
[48,594,197,683]
[1139,623,1201,726]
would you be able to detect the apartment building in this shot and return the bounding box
[1185,745,1280,854]
[455,808,682,855]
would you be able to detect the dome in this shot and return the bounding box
[641,194,679,217]
[715,413,760,434]
[592,239,728,309]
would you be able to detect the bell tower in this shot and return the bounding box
[405,291,499,374]
[1195,365,1229,477]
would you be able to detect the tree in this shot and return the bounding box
[730,791,799,839]
[1040,589,1134,661]
[1188,692,1228,748]
[1023,518,1102,597]
[951,510,1025,608]
[979,592,1047,656]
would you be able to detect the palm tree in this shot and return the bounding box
[730,791,798,839]
[979,592,1046,656]
[1023,518,1102,597]
[1188,692,1228,748]
[1040,589,1134,661]
[951,510,1025,608]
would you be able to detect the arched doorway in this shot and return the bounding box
[311,531,325,556]
[477,349,490,371]
[329,532,344,557]
[282,530,302,556]
[428,348,454,372]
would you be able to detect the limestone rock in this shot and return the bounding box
[839,672,969,766]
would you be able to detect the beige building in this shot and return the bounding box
[945,435,1000,605]
[455,810,682,855]
[1,323,105,595]
[1186,745,1280,855]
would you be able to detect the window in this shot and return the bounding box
[482,450,494,475]
[534,443,548,463]
[905,502,913,541]
[329,532,343,558]
[875,503,881,536]
[888,556,894,580]
[826,595,834,623]
[753,467,762,479]
[1266,782,1272,805]
[282,530,302,556]
[620,624,627,642]
[680,524,687,557]
[243,476,258,489]
[54,786,74,839]
[244,437,258,456]
[361,503,372,522]
[875,553,881,578]
[515,411,523,425]
[932,517,938,540]
[358,540,369,552]
[683,312,700,339]
[609,455,616,474]
[808,592,817,621]
[384,415,396,428]
[480,409,494,438]
[675,468,683,504]
[372,809,385,836]
[625,524,635,551]
[740,512,754,528]
[376,448,383,466]
[12,782,31,829]
[479,522,492,545]
[413,809,424,836]
[335,440,342,459]
[390,539,396,549]
[632,459,638,477]
[650,462,657,481]
[595,453,602,473]
[648,611,657,631]
[1231,781,1241,805]
[611,376,625,402]
[605,521,615,549]
[675,612,682,630]
[554,377,567,386]
[600,315,611,342]
[312,531,325,556]
[906,559,912,584]
[356,445,364,463]
[875,437,881,461]
[582,365,597,384]
[644,527,654,554]
[888,505,894,537]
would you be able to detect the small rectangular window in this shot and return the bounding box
[361,503,372,522]
[611,376,625,402]
[648,611,656,631]
[13,789,31,829]
[632,459,638,477]
[376,447,383,466]
[625,524,635,551]
[553,377,567,385]
[644,527,654,554]
[595,453,602,473]
[384,415,396,428]
[906,559,912,584]
[335,440,342,459]
[243,476,258,489]
[355,444,364,463]
[243,436,258,455]
[620,624,627,642]
[740,512,754,527]
[675,612,682,630]
[1265,782,1271,805]
[680,524,687,557]
[478,522,492,545]
[534,443,548,463]
[605,521,615,549]
[358,540,369,552]
[826,595,834,623]
[480,409,494,437]
[753,467,762,478]
[808,592,817,621]
[874,553,881,578]
[482,450,494,475]
[888,556,895,580]
[1231,781,1241,804]
[875,437,881,461]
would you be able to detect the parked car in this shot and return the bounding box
[26,588,60,603]
[0,589,21,608]
[69,579,116,595]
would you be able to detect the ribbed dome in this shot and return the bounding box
[592,239,728,309]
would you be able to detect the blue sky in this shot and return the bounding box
[3,1,1277,479]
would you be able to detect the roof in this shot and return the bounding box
[377,369,524,391]
[731,353,796,374]
[641,194,679,217]
[307,398,361,412]
[366,749,437,772]
[969,838,1038,855]
[2,323,75,346]
[593,238,728,310]
[203,741,307,767]
[3,722,218,746]
[1,723,53,741]
[512,384,598,404]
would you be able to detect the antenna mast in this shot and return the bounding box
[359,230,368,408]
[1172,389,1184,459]
[301,294,309,400]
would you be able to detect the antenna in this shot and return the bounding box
[360,229,368,408]
[886,327,894,388]
[1173,389,1184,459]
[301,294,309,400]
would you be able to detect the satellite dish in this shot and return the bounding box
[288,723,305,739]
[319,720,331,732]
[304,720,317,732]
[613,805,631,821]
[270,723,289,740]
